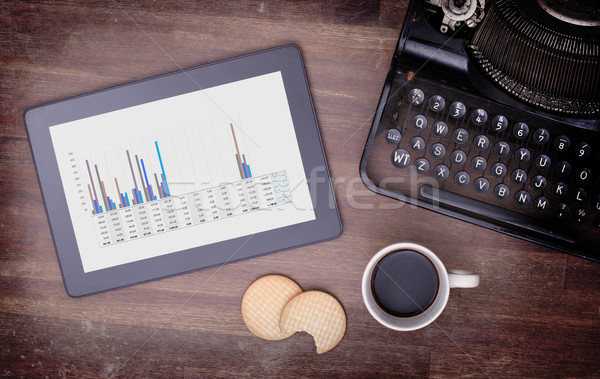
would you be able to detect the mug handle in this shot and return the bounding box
[447,269,479,288]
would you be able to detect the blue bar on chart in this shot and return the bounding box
[86,141,171,215]
[155,141,171,196]
[229,123,254,180]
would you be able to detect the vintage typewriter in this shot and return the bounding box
[360,0,600,261]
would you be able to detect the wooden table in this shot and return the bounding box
[2,1,599,377]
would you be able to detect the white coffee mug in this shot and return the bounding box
[362,242,479,331]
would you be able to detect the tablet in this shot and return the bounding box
[24,45,341,297]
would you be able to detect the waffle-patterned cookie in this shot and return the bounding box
[280,290,346,354]
[241,275,303,341]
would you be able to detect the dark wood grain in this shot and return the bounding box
[1,0,599,377]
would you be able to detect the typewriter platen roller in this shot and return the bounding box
[360,0,600,261]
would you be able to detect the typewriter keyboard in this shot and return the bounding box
[364,74,600,260]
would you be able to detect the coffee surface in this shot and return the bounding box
[371,250,439,317]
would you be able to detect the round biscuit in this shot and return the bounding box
[280,290,346,354]
[241,274,303,341]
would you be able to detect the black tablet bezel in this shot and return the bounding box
[24,45,342,297]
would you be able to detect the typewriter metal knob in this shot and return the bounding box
[425,0,486,32]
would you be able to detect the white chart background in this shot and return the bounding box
[50,72,316,272]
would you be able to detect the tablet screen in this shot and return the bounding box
[49,71,316,273]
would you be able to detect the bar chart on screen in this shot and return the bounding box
[68,120,293,247]
[49,71,315,272]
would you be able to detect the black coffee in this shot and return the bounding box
[371,249,439,317]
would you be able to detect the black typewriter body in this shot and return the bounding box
[360,0,600,261]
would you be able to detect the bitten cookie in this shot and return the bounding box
[241,274,303,341]
[279,290,346,354]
